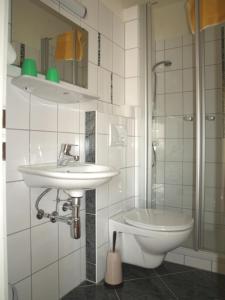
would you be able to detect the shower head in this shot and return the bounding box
[152,60,172,72]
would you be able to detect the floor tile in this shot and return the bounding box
[116,277,176,300]
[155,261,194,276]
[161,270,225,300]
[79,280,95,287]
[62,283,118,300]
[122,263,156,281]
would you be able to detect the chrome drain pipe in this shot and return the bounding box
[71,197,81,239]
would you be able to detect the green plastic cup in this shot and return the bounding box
[45,67,60,83]
[21,58,37,77]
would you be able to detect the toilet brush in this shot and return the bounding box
[104,231,123,288]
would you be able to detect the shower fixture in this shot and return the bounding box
[151,60,172,168]
[152,60,172,71]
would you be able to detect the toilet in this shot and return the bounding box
[109,208,194,269]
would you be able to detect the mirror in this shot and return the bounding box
[11,0,88,88]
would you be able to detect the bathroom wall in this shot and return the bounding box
[6,0,137,298]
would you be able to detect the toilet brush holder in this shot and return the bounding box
[104,231,123,288]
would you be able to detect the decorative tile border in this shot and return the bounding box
[85,111,96,282]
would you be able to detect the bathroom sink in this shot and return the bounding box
[18,163,119,197]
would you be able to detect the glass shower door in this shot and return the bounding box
[201,23,225,254]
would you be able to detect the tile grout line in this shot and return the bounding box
[156,274,179,300]
[114,288,121,300]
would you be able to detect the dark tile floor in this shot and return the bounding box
[62,261,225,300]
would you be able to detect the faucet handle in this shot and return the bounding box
[60,144,80,161]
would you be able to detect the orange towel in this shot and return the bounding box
[187,0,225,33]
[55,30,84,62]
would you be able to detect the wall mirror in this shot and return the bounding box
[11,0,88,88]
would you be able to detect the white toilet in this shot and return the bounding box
[109,208,194,269]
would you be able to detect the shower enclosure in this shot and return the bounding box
[146,0,225,254]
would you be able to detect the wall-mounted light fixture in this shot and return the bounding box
[61,0,87,18]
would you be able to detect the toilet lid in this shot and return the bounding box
[124,209,194,232]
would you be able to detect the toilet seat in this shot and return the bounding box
[124,208,194,232]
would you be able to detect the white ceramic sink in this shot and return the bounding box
[18,163,119,197]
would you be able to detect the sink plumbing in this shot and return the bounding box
[35,188,82,239]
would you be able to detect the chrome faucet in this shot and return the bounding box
[58,144,80,166]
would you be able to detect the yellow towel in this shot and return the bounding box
[187,0,225,33]
[55,29,84,62]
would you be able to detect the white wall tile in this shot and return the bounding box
[183,68,194,92]
[6,130,29,182]
[126,167,135,198]
[101,36,113,71]
[98,67,111,103]
[96,184,109,210]
[88,62,98,95]
[6,78,30,129]
[165,37,182,49]
[183,91,194,114]
[205,41,222,65]
[30,95,57,131]
[99,2,113,40]
[59,250,81,298]
[127,136,135,167]
[31,222,58,272]
[6,181,30,234]
[113,74,124,106]
[125,48,139,78]
[125,77,139,106]
[109,169,126,205]
[182,34,193,46]
[183,162,194,185]
[96,112,110,135]
[205,89,222,114]
[182,185,194,209]
[154,94,165,116]
[125,20,139,49]
[32,263,59,300]
[165,184,182,208]
[204,26,220,42]
[80,247,86,281]
[183,45,193,68]
[165,140,183,162]
[165,162,182,185]
[58,104,80,133]
[113,14,124,48]
[165,70,182,93]
[30,131,57,164]
[97,207,109,247]
[155,40,164,51]
[96,134,109,165]
[7,230,31,283]
[205,64,222,90]
[123,5,139,22]
[59,222,81,258]
[113,44,124,77]
[165,93,183,116]
[82,23,98,65]
[166,252,184,265]
[165,117,183,138]
[183,139,194,162]
[96,243,108,282]
[184,256,212,271]
[14,277,31,300]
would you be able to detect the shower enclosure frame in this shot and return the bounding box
[145,0,212,252]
